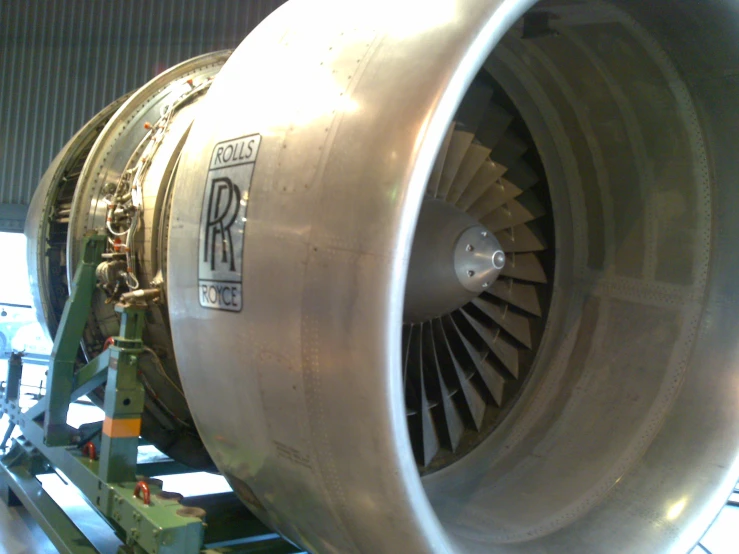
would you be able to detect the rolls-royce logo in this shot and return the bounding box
[198,134,261,312]
[203,177,240,272]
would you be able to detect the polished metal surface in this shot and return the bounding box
[453,226,505,293]
[167,0,739,552]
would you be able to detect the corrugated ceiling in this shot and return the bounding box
[0,0,286,232]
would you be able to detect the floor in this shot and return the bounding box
[0,358,735,554]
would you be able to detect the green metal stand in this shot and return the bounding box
[0,235,301,554]
[44,234,107,446]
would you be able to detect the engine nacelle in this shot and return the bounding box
[26,1,739,553]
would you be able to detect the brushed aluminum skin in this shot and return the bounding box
[24,0,739,552]
[169,0,739,552]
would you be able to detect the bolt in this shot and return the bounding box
[482,282,490,288]
[493,251,506,269]
[481,231,489,238]
[467,270,475,277]
[466,244,474,252]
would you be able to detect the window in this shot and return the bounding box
[0,232,52,358]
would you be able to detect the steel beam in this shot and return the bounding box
[0,464,98,554]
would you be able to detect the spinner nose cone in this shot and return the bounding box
[404,198,504,324]
[453,225,505,293]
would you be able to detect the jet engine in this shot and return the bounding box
[26,1,739,552]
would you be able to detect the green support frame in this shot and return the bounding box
[44,234,107,446]
[0,235,301,554]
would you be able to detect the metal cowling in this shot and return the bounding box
[169,1,739,553]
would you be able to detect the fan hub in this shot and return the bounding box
[454,225,505,292]
[404,197,504,323]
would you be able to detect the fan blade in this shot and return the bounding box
[479,190,546,232]
[438,378,465,452]
[466,177,524,220]
[455,158,508,211]
[427,123,455,197]
[459,310,519,378]
[495,222,548,253]
[470,297,532,349]
[402,325,412,389]
[423,325,464,451]
[442,315,485,374]
[437,131,474,199]
[454,78,496,134]
[421,403,440,466]
[405,325,422,415]
[407,323,439,466]
[423,324,462,451]
[421,407,439,464]
[408,407,440,468]
[500,253,547,284]
[503,160,540,190]
[443,315,502,407]
[445,143,492,204]
[475,103,514,150]
[432,319,486,431]
[489,131,528,168]
[488,279,542,317]
[477,357,507,407]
